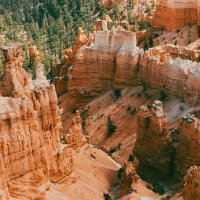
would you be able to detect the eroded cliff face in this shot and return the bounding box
[175,114,200,178]
[53,27,94,96]
[151,0,200,31]
[53,23,200,110]
[0,44,73,200]
[133,101,175,176]
[182,166,200,200]
[66,24,142,109]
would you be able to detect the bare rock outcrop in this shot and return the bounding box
[65,110,87,151]
[0,43,73,199]
[182,166,200,200]
[151,0,200,31]
[134,101,174,175]
[53,27,94,96]
[175,114,200,178]
[122,161,139,192]
[66,25,142,109]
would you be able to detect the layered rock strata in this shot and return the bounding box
[53,27,94,96]
[175,114,200,178]
[0,43,73,199]
[66,23,142,109]
[133,101,174,175]
[151,0,200,31]
[54,27,200,110]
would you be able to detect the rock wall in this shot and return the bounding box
[175,114,200,178]
[0,44,73,200]
[53,27,94,96]
[151,0,200,31]
[66,25,142,109]
[182,166,200,200]
[133,101,174,176]
[53,27,200,110]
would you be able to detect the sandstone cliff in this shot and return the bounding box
[53,24,200,110]
[53,27,94,96]
[175,114,200,178]
[133,101,175,176]
[0,43,73,200]
[182,166,200,200]
[151,0,200,31]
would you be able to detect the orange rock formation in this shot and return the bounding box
[122,161,139,192]
[134,101,174,175]
[0,43,73,199]
[151,0,200,31]
[53,27,94,96]
[65,110,87,151]
[182,166,200,200]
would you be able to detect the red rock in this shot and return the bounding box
[182,166,200,200]
[65,110,87,151]
[0,43,74,199]
[151,0,200,31]
[133,101,174,175]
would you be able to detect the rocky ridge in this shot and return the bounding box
[0,44,74,200]
[53,23,200,110]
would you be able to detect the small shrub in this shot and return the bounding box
[176,29,180,33]
[114,88,122,99]
[118,168,124,179]
[110,147,117,154]
[196,56,200,63]
[107,115,117,137]
[179,104,184,110]
[137,91,141,97]
[103,193,111,200]
[142,83,148,91]
[127,105,131,112]
[130,108,136,115]
[128,154,134,162]
[152,183,165,195]
[160,91,167,100]
[153,33,159,38]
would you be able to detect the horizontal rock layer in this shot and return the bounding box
[0,44,73,200]
[151,0,200,31]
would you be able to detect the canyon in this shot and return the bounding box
[51,17,200,199]
[2,1,200,199]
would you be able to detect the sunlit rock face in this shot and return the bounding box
[151,0,200,31]
[133,101,174,176]
[67,24,142,109]
[0,43,73,200]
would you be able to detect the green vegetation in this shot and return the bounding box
[0,0,100,76]
[113,88,122,99]
[107,115,117,137]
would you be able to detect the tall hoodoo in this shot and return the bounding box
[0,43,73,199]
[175,114,200,178]
[134,101,174,175]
